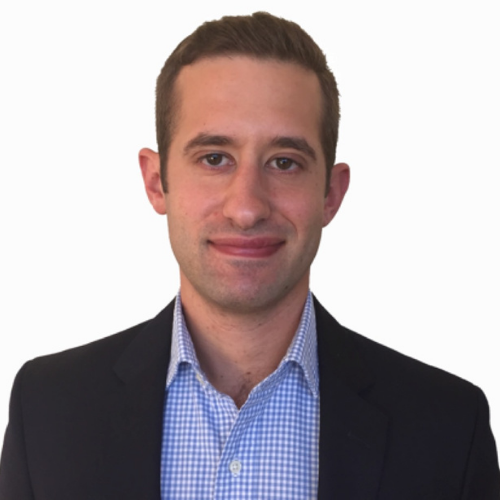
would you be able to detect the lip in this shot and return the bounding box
[208,237,285,257]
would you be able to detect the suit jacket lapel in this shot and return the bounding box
[92,301,174,500]
[315,298,388,499]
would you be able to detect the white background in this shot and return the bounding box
[1,1,499,450]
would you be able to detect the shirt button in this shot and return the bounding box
[229,459,242,476]
[195,372,205,386]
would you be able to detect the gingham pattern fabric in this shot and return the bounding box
[160,291,320,500]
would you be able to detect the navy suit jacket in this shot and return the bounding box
[1,298,499,499]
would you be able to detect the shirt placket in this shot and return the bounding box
[212,367,289,500]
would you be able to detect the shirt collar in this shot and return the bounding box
[166,290,199,388]
[166,291,319,397]
[281,291,319,397]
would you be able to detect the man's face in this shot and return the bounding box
[141,56,348,314]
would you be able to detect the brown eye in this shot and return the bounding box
[204,153,224,166]
[273,158,296,170]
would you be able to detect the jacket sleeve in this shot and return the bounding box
[0,363,35,500]
[460,387,500,499]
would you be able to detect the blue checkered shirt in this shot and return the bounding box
[160,292,320,500]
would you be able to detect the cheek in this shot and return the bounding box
[166,189,220,250]
[167,181,214,219]
[279,191,325,230]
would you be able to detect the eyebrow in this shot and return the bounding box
[183,133,317,161]
[183,134,233,155]
[270,136,317,161]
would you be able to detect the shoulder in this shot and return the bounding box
[314,297,485,413]
[314,299,500,488]
[347,324,484,411]
[16,299,175,400]
[14,321,148,403]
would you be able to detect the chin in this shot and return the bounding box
[200,282,297,315]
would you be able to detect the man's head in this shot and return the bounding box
[155,11,340,193]
[139,13,349,314]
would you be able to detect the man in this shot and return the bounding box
[0,11,498,499]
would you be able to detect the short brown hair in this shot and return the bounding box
[155,11,340,192]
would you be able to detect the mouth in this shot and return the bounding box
[208,237,285,258]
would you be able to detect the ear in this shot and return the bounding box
[323,162,350,226]
[138,148,167,215]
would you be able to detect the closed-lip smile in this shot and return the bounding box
[208,237,285,257]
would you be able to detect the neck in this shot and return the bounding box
[179,282,309,408]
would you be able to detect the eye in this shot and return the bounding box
[270,157,299,171]
[201,153,229,167]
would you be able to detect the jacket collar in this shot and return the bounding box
[315,297,388,499]
[94,301,174,500]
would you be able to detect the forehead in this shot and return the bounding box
[171,56,323,148]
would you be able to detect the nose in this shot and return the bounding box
[222,163,271,230]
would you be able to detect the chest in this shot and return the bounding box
[161,363,320,500]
